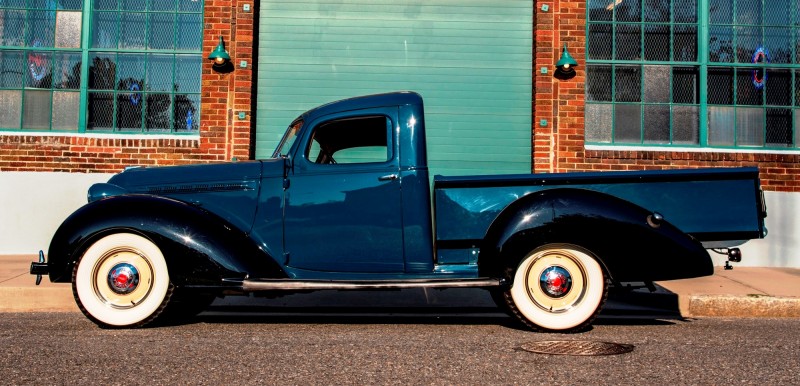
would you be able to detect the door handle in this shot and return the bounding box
[378,174,398,181]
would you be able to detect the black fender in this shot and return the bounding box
[479,188,712,283]
[46,194,286,285]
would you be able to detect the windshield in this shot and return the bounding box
[272,120,303,158]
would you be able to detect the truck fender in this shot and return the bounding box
[479,188,712,283]
[46,195,286,285]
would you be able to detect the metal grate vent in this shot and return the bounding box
[520,340,634,356]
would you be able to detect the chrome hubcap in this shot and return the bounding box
[107,263,140,294]
[539,266,572,298]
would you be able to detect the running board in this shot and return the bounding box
[240,278,501,292]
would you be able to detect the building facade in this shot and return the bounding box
[1,0,797,266]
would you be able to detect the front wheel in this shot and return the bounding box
[504,244,608,332]
[72,233,173,328]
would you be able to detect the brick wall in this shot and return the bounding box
[0,0,255,174]
[533,1,800,192]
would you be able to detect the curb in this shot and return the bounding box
[685,295,800,318]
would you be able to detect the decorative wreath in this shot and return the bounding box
[752,47,769,90]
[129,83,141,105]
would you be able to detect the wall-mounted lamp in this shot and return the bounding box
[208,36,231,70]
[555,44,578,76]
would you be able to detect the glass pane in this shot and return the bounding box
[674,0,697,23]
[148,13,174,50]
[643,105,670,143]
[616,0,642,22]
[588,24,613,60]
[174,93,199,131]
[586,65,612,102]
[53,51,81,89]
[0,0,27,7]
[120,0,145,11]
[0,10,26,47]
[708,0,733,24]
[736,107,764,146]
[146,54,173,92]
[27,11,56,48]
[763,0,791,26]
[586,103,613,143]
[179,0,202,13]
[22,89,51,130]
[736,68,763,105]
[766,69,791,106]
[796,70,800,107]
[588,0,613,21]
[58,0,83,10]
[735,26,759,63]
[673,25,697,61]
[766,108,792,146]
[708,106,735,145]
[176,13,202,50]
[116,92,143,129]
[672,66,699,103]
[735,0,762,25]
[51,91,79,130]
[175,55,201,93]
[54,11,81,48]
[93,0,117,10]
[116,53,145,91]
[709,26,733,63]
[764,28,792,64]
[25,50,52,88]
[92,11,118,49]
[0,50,24,88]
[644,0,670,22]
[614,104,641,142]
[29,0,56,10]
[672,105,699,144]
[615,24,641,60]
[87,92,114,130]
[150,0,176,12]
[615,65,641,102]
[89,53,116,90]
[146,93,172,131]
[644,65,670,103]
[707,67,733,104]
[644,24,670,61]
[0,90,22,129]
[119,12,146,49]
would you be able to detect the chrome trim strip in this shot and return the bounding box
[241,278,500,291]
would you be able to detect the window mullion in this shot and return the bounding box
[699,0,709,147]
[78,0,92,133]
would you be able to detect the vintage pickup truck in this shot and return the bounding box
[31,92,767,332]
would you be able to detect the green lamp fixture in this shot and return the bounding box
[208,36,231,67]
[555,44,578,74]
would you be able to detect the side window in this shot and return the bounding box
[306,115,391,164]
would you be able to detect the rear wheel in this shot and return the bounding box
[72,233,173,328]
[504,244,608,332]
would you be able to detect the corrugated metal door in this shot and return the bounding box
[255,1,532,176]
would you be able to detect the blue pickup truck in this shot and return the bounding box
[31,92,767,332]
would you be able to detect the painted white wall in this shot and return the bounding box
[0,172,114,254]
[1,172,798,268]
[719,191,800,268]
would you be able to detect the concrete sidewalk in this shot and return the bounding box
[2,254,799,317]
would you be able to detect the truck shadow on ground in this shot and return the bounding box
[190,287,685,330]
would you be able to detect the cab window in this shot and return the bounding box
[306,116,391,165]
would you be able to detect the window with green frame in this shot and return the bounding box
[586,0,800,150]
[0,0,203,133]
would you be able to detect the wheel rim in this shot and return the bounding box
[524,249,587,313]
[91,248,154,309]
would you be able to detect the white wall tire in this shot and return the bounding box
[507,244,608,332]
[72,233,172,328]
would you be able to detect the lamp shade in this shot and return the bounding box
[555,44,578,70]
[208,36,230,65]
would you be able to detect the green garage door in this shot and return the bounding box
[255,0,532,176]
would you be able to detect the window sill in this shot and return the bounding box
[585,144,800,156]
[0,131,200,141]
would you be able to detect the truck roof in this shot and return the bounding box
[296,91,423,123]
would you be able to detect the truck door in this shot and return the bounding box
[283,109,404,273]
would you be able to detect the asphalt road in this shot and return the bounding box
[2,310,798,385]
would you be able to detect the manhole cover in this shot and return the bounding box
[520,340,634,356]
